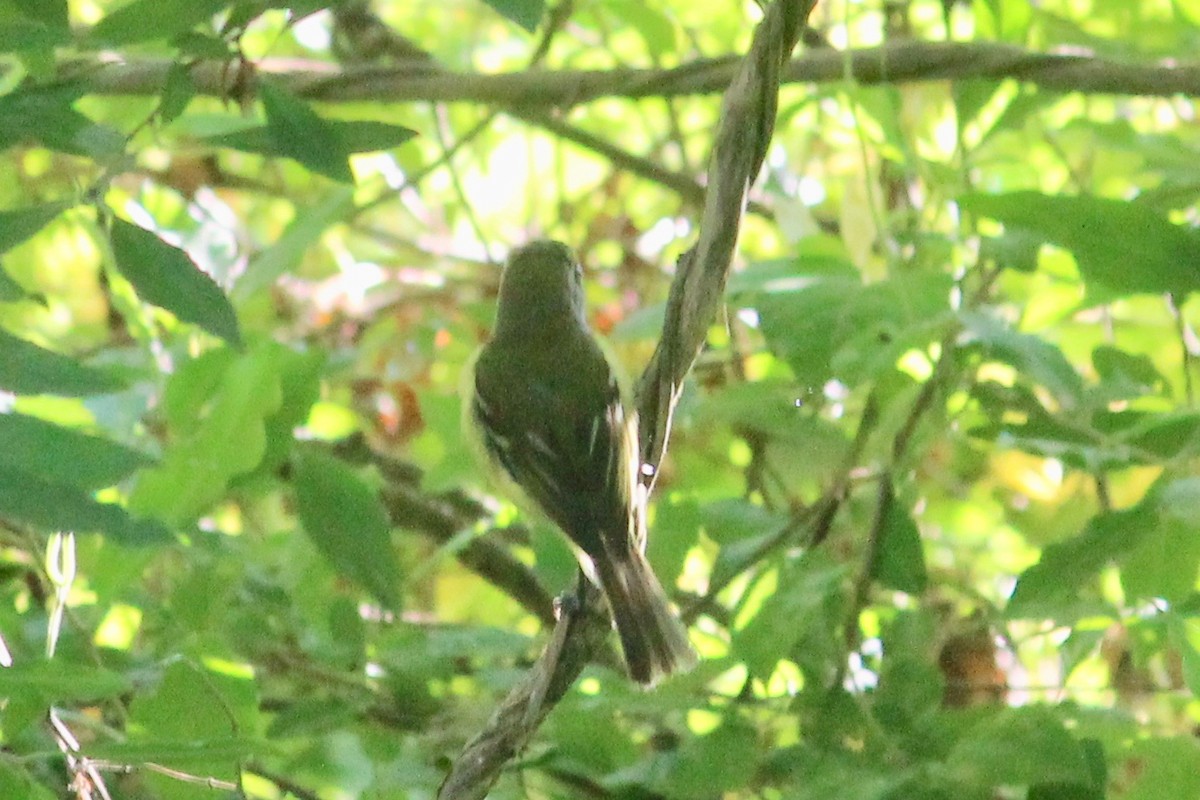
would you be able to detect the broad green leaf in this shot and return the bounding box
[0,202,67,254]
[655,721,759,798]
[1008,509,1150,614]
[0,412,154,489]
[960,312,1084,408]
[0,82,125,157]
[0,762,55,800]
[0,659,131,700]
[206,119,417,157]
[110,219,242,346]
[88,0,228,45]
[0,328,125,395]
[159,62,196,124]
[777,749,899,800]
[0,266,36,301]
[11,0,69,29]
[961,192,1200,296]
[946,706,1092,788]
[1092,345,1164,399]
[129,660,258,742]
[1167,614,1200,698]
[233,185,356,300]
[292,446,402,609]
[130,343,283,524]
[0,465,171,543]
[603,0,677,58]
[259,81,352,182]
[1122,478,1200,602]
[481,0,544,31]
[756,273,953,388]
[253,346,325,477]
[119,659,259,799]
[1117,737,1200,800]
[0,18,68,52]
[874,491,928,594]
[734,552,846,678]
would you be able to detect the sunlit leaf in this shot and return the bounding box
[0,465,171,544]
[874,491,928,594]
[480,0,544,31]
[0,412,154,489]
[259,80,352,182]
[130,343,284,524]
[0,203,67,254]
[0,329,125,396]
[961,192,1200,297]
[0,659,132,700]
[946,706,1093,788]
[960,312,1084,409]
[110,218,242,346]
[88,0,228,45]
[1008,509,1148,614]
[293,446,402,609]
[233,185,357,300]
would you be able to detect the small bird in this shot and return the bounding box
[463,240,697,686]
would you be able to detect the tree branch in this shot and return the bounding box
[68,41,1200,104]
[435,3,816,798]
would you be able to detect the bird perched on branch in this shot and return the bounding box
[462,240,697,686]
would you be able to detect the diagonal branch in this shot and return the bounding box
[435,3,817,799]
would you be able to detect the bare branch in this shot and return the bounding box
[68,41,1200,104]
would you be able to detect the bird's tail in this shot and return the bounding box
[593,547,697,686]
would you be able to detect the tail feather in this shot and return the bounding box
[593,549,697,686]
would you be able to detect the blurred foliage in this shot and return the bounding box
[1,0,1200,798]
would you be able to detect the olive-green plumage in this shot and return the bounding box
[464,240,696,686]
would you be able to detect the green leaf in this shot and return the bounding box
[1167,614,1200,698]
[1008,509,1149,614]
[130,343,283,525]
[0,412,154,490]
[0,202,67,254]
[0,82,125,158]
[0,18,68,52]
[0,659,132,700]
[110,219,242,346]
[259,81,352,182]
[756,273,953,388]
[734,552,847,678]
[0,465,171,543]
[206,119,417,157]
[960,312,1084,408]
[655,721,759,798]
[233,185,356,300]
[0,328,126,395]
[480,0,544,31]
[1122,478,1200,602]
[88,0,228,45]
[1117,737,1200,800]
[960,192,1200,296]
[11,0,69,29]
[874,491,928,594]
[946,706,1092,788]
[292,446,402,609]
[159,62,196,124]
[0,761,56,800]
[603,0,677,58]
[0,265,37,302]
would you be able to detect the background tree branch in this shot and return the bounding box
[67,40,1200,104]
